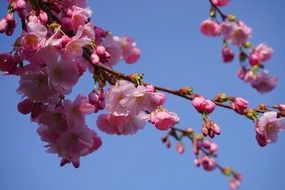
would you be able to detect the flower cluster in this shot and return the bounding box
[97,80,179,134]
[0,0,143,167]
[200,1,277,93]
[163,127,241,190]
[1,1,285,190]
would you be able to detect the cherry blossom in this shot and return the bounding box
[255,112,285,146]
[249,43,273,66]
[150,108,180,130]
[192,95,216,114]
[97,112,148,135]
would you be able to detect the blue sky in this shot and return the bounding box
[0,1,284,190]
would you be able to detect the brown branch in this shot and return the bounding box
[208,0,227,20]
[96,62,269,115]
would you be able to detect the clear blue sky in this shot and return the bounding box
[0,1,284,190]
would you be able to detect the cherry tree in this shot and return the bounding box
[0,0,284,190]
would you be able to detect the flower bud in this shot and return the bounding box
[222,47,234,63]
[176,142,184,154]
[231,97,248,114]
[17,98,34,115]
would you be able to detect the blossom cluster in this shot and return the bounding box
[200,0,277,93]
[97,80,179,135]
[0,1,285,190]
[0,0,182,167]
[0,0,144,167]
[162,127,242,190]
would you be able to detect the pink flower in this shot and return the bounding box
[121,36,141,64]
[21,21,47,52]
[150,109,180,130]
[38,123,102,168]
[251,71,277,93]
[36,99,102,168]
[249,43,273,65]
[200,19,220,37]
[192,95,216,114]
[255,112,285,146]
[102,35,122,66]
[105,80,161,116]
[211,0,230,6]
[229,173,242,190]
[17,70,60,103]
[46,57,80,95]
[63,94,95,128]
[64,25,92,59]
[146,91,166,111]
[97,112,148,135]
[58,126,102,168]
[243,70,255,83]
[71,6,92,30]
[195,156,216,171]
[231,97,248,114]
[201,140,218,155]
[222,46,234,63]
[105,80,138,115]
[221,20,252,46]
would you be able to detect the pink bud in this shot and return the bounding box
[176,142,184,154]
[212,122,221,135]
[222,47,234,63]
[96,46,106,56]
[39,10,48,24]
[0,53,17,73]
[88,91,99,105]
[91,53,100,65]
[17,98,34,115]
[0,18,8,33]
[15,0,26,9]
[200,19,220,37]
[202,126,208,137]
[166,140,171,149]
[203,120,221,138]
[231,97,248,114]
[192,95,216,114]
[249,53,260,66]
[124,47,141,64]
